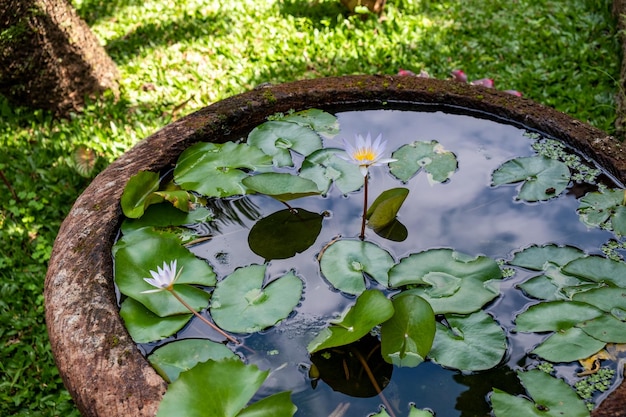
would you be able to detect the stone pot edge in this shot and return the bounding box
[44,74,626,417]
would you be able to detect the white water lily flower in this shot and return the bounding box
[339,133,397,176]
[142,260,182,293]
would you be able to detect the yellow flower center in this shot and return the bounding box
[353,148,377,163]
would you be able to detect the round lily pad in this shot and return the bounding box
[210,264,303,334]
[319,239,395,295]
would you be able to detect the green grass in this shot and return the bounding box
[0,0,620,415]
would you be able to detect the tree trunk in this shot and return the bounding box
[0,0,119,117]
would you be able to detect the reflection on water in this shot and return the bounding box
[157,109,624,416]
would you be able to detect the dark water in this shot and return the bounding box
[141,109,625,417]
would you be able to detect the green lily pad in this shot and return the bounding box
[210,264,303,333]
[509,244,586,271]
[279,108,339,137]
[319,239,395,295]
[242,173,321,201]
[119,297,192,343]
[515,301,604,332]
[247,208,324,260]
[366,187,409,230]
[389,249,502,314]
[308,289,394,353]
[578,189,626,235]
[148,339,237,382]
[578,314,626,343]
[121,171,164,218]
[429,311,506,371]
[299,148,364,194]
[372,406,434,417]
[247,120,323,166]
[491,156,570,202]
[562,255,626,288]
[174,142,273,198]
[380,293,435,367]
[113,228,216,317]
[390,140,457,183]
[531,327,605,362]
[155,359,296,417]
[572,287,626,312]
[120,203,213,235]
[491,370,589,417]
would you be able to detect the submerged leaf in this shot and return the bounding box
[210,264,303,333]
[491,156,570,201]
[248,208,323,260]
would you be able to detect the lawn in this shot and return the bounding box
[0,0,620,415]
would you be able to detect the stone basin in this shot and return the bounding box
[45,75,626,417]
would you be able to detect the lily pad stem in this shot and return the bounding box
[352,346,396,417]
[360,174,368,240]
[168,289,240,344]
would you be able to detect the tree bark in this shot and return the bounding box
[0,0,119,117]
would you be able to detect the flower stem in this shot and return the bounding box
[360,174,369,240]
[352,346,396,417]
[169,289,239,344]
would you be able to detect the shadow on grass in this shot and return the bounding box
[105,11,227,64]
[75,0,147,25]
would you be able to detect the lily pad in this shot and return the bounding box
[366,187,409,230]
[210,264,303,333]
[509,244,586,271]
[247,208,323,260]
[148,339,237,382]
[578,189,626,235]
[491,370,589,417]
[299,147,364,194]
[113,228,216,317]
[515,301,604,332]
[389,249,502,314]
[372,406,434,417]
[308,289,394,353]
[121,203,213,236]
[119,297,192,343]
[319,239,395,295]
[247,120,323,166]
[155,358,296,417]
[562,255,626,288]
[242,173,321,201]
[491,156,570,202]
[174,142,273,198]
[121,171,163,218]
[578,314,626,343]
[429,311,506,371]
[280,108,339,137]
[380,293,435,367]
[390,140,457,183]
[572,287,626,312]
[531,327,605,362]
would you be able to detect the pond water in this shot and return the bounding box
[132,108,625,417]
